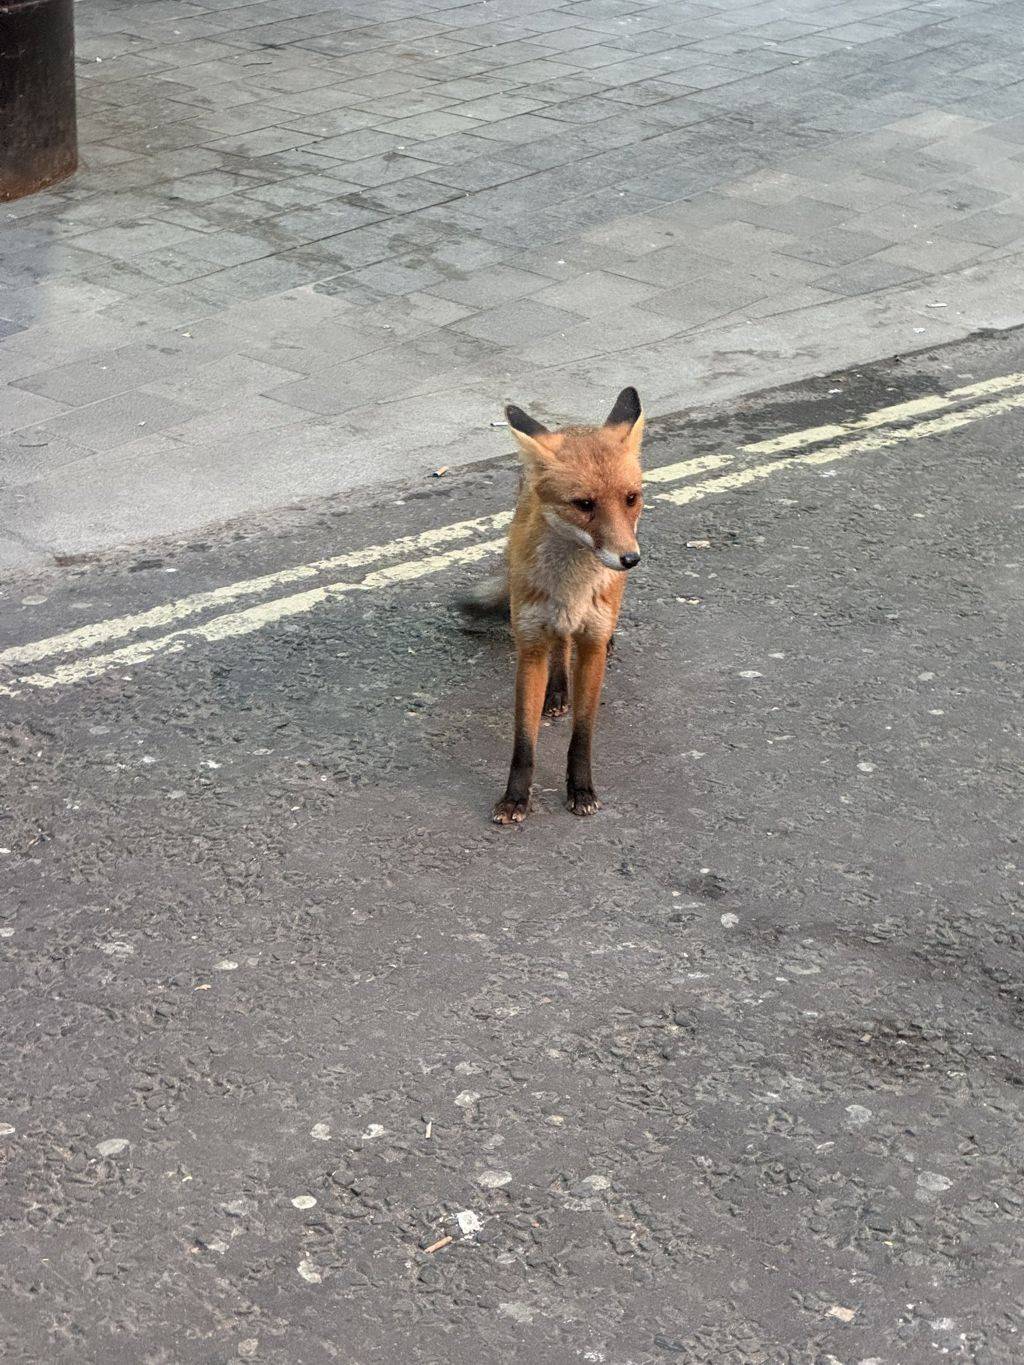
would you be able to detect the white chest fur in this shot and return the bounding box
[513,528,617,642]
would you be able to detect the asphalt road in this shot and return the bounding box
[1,330,1023,1364]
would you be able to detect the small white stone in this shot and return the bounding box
[456,1210,483,1237]
[720,912,739,928]
[362,1123,385,1140]
[454,1090,480,1108]
[845,1104,872,1126]
[96,1138,130,1157]
[297,1260,322,1283]
[857,761,875,773]
[477,1169,512,1189]
[0,1123,15,1137]
[214,959,239,971]
[0,927,14,938]
[738,670,762,679]
[917,1170,952,1192]
[291,1195,317,1210]
[238,1341,259,1359]
[309,1122,331,1141]
[99,941,134,957]
[497,1301,534,1324]
[21,596,47,606]
[828,1305,856,1323]
[918,671,935,681]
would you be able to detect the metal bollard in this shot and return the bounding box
[0,0,78,201]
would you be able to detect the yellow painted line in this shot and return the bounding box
[642,452,733,483]
[14,539,506,691]
[6,368,1023,675]
[0,509,515,670]
[657,387,1024,506]
[743,370,1024,456]
[3,368,1024,696]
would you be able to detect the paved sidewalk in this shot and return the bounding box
[3,0,1024,567]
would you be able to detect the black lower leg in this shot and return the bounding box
[504,731,535,805]
[566,726,595,808]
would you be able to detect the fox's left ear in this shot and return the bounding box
[506,403,561,467]
[605,386,644,458]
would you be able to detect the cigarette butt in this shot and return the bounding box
[424,1121,432,1139]
[425,1235,453,1254]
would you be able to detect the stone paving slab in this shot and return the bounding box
[4,0,1024,568]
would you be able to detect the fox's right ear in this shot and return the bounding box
[505,403,560,465]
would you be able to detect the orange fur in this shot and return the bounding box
[483,388,645,824]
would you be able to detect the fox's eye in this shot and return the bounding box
[572,498,596,514]
[625,492,639,508]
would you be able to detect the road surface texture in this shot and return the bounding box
[5,0,1024,566]
[2,328,1023,1362]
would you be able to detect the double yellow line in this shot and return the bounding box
[3,369,1023,697]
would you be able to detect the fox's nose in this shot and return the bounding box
[619,551,641,570]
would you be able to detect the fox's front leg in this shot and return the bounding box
[544,637,570,717]
[566,633,610,816]
[493,639,550,825]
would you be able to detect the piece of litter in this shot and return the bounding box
[291,1195,317,1209]
[738,670,762,679]
[456,1210,483,1237]
[913,327,925,333]
[297,1260,322,1283]
[926,302,948,308]
[425,1235,453,1254]
[454,1090,480,1108]
[424,1120,432,1139]
[828,387,842,394]
[432,466,448,477]
[194,983,211,991]
[96,1138,130,1158]
[362,1123,385,1140]
[0,1123,16,1137]
[309,1122,331,1141]
[477,1169,512,1189]
[828,1305,856,1323]
[857,761,875,774]
[720,912,739,928]
[686,538,711,549]
[845,1104,872,1125]
[490,420,507,427]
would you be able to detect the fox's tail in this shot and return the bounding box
[455,571,509,620]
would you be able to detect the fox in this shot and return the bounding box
[459,387,645,825]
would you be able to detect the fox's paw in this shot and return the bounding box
[543,685,569,719]
[566,786,601,817]
[492,796,530,825]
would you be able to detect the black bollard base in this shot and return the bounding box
[0,0,78,201]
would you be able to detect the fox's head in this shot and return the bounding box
[505,387,645,572]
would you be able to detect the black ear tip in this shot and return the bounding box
[505,404,548,438]
[606,386,642,427]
